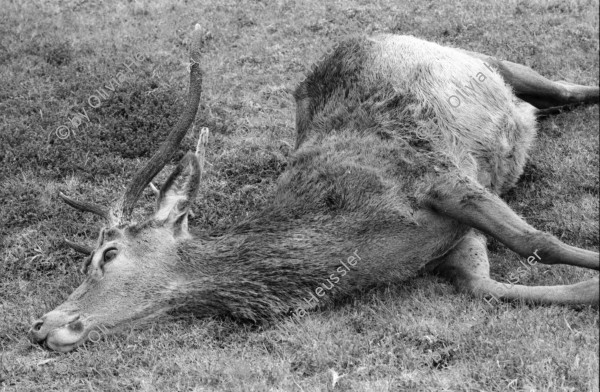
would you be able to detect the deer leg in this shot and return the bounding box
[434,230,599,305]
[421,174,599,271]
[459,49,599,109]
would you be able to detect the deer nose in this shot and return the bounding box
[29,318,48,343]
[29,314,82,345]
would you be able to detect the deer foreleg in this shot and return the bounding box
[421,174,599,271]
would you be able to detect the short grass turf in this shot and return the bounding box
[0,0,598,391]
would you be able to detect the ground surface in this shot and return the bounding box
[0,0,599,391]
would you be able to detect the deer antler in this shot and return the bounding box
[119,24,205,222]
[63,239,93,255]
[196,126,209,175]
[60,24,206,253]
[58,191,114,224]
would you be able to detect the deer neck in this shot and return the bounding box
[167,220,357,322]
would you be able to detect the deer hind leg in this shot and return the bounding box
[421,174,599,271]
[435,229,599,305]
[458,49,599,109]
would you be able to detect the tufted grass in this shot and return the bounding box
[1,0,598,391]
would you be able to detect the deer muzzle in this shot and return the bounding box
[29,310,91,352]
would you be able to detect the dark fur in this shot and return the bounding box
[167,38,468,323]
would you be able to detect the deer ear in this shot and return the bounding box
[153,153,200,236]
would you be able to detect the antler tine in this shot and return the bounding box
[120,24,206,221]
[63,238,93,255]
[58,191,113,223]
[196,127,209,175]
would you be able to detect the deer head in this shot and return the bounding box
[29,25,208,352]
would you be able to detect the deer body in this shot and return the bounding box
[165,34,537,320]
[30,28,599,352]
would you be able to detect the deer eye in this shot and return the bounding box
[103,248,118,264]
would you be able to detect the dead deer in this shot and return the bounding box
[29,25,599,352]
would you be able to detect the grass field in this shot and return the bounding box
[1,0,599,391]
